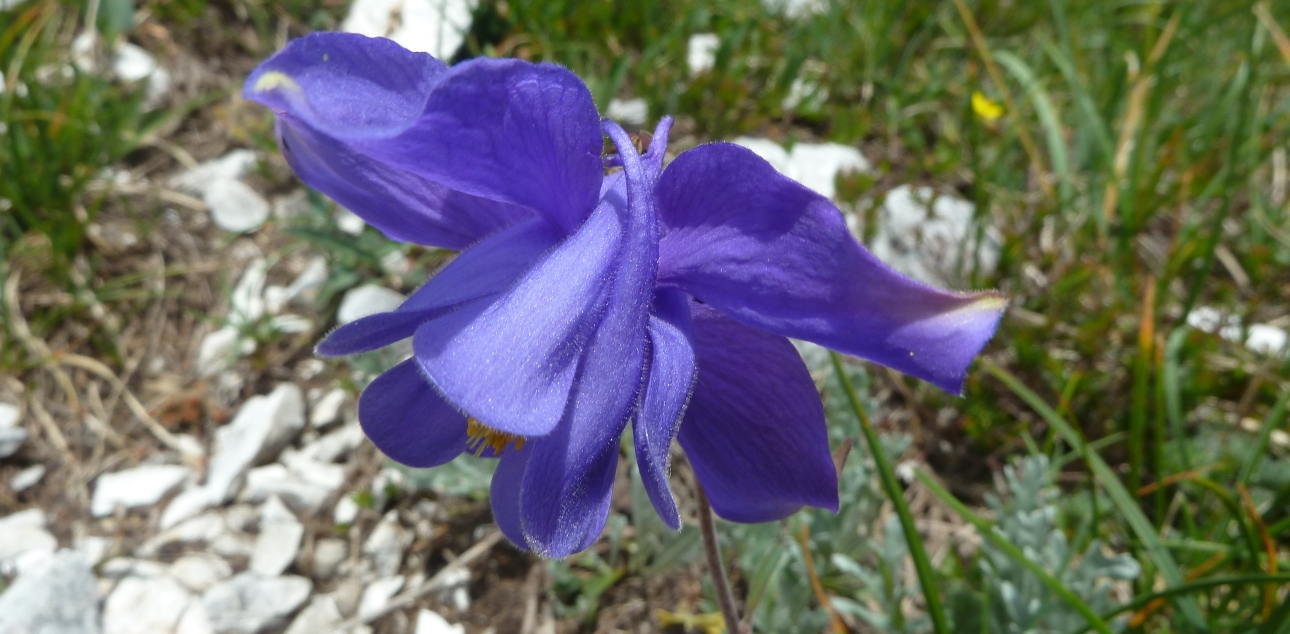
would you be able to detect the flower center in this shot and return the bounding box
[466,418,526,456]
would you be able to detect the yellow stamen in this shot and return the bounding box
[466,417,526,457]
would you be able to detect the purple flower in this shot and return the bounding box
[245,33,1006,557]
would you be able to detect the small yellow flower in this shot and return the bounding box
[656,608,726,634]
[972,91,1004,122]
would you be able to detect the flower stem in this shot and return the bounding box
[695,483,742,634]
[830,352,950,634]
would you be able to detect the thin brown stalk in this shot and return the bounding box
[696,483,743,634]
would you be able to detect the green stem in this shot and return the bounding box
[830,352,949,634]
[913,469,1115,634]
[1065,573,1290,634]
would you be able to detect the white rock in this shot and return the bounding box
[284,595,342,634]
[266,257,328,314]
[381,249,411,276]
[334,495,360,525]
[0,550,101,634]
[783,143,868,199]
[606,98,649,126]
[160,487,218,530]
[112,42,169,106]
[171,151,258,195]
[104,575,193,634]
[437,567,471,611]
[363,511,411,578]
[204,179,270,233]
[343,0,477,60]
[249,497,303,576]
[1188,307,1289,356]
[270,314,313,334]
[241,461,341,512]
[732,137,870,200]
[300,422,364,463]
[309,388,349,430]
[337,284,405,325]
[687,33,720,75]
[416,609,466,634]
[74,535,110,566]
[112,43,156,81]
[334,207,366,235]
[196,327,243,378]
[0,509,57,575]
[100,558,168,579]
[281,451,347,490]
[1247,324,1287,356]
[871,184,1001,286]
[143,512,228,555]
[206,383,305,504]
[312,538,348,580]
[91,464,194,517]
[209,533,256,560]
[202,573,312,634]
[0,402,20,427]
[230,258,269,327]
[0,508,46,531]
[177,601,217,634]
[762,0,827,18]
[358,575,405,620]
[169,554,233,593]
[0,426,27,458]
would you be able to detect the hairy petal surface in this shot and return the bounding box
[413,200,621,439]
[678,302,838,523]
[317,217,560,356]
[357,58,604,235]
[246,33,531,248]
[275,122,531,248]
[506,121,660,557]
[656,143,1005,394]
[357,359,468,468]
[631,288,696,530]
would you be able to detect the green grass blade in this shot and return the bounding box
[1237,386,1290,486]
[994,50,1074,208]
[1065,573,1290,634]
[913,468,1114,634]
[983,360,1209,631]
[831,352,949,634]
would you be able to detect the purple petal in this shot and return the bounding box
[678,301,838,523]
[413,122,658,440]
[632,288,696,530]
[246,33,532,248]
[355,58,604,235]
[412,198,621,438]
[357,359,467,468]
[318,217,560,357]
[454,120,659,557]
[504,121,661,557]
[276,122,532,248]
[490,444,531,549]
[245,32,446,140]
[656,143,1006,394]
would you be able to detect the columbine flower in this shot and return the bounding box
[245,33,1006,558]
